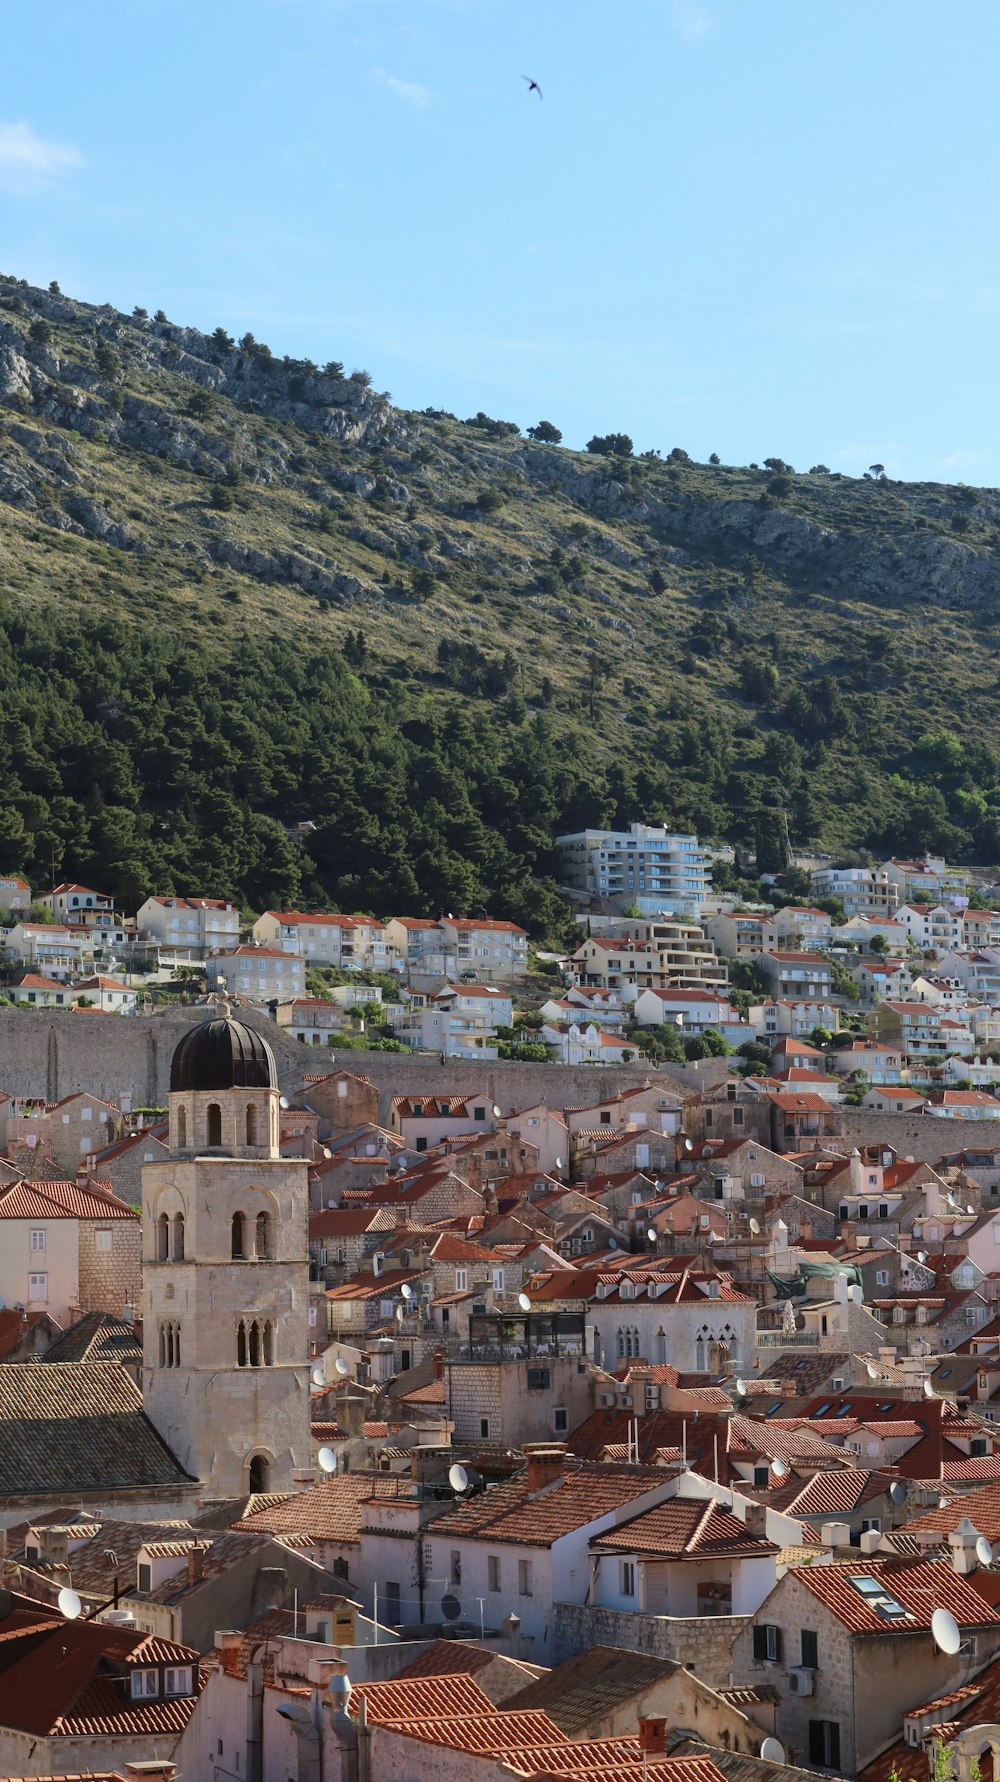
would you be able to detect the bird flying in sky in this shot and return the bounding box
[523,76,542,98]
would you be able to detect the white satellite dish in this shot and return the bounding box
[931,1607,961,1656]
[760,1738,786,1765]
[917,1251,928,1264]
[924,1379,935,1399]
[890,1481,906,1505]
[334,1355,350,1376]
[709,1230,720,1243]
[317,1446,337,1474]
[517,1292,532,1313]
[967,1204,975,1215]
[749,1217,761,1235]
[492,1105,502,1118]
[684,1138,694,1152]
[647,1227,658,1245]
[401,1282,413,1300]
[322,1147,332,1159]
[279,1095,290,1110]
[555,1156,564,1171]
[866,1362,878,1380]
[449,1463,469,1493]
[311,1363,326,1386]
[735,1378,747,1397]
[58,1586,82,1621]
[978,1536,994,1567]
[395,1304,405,1323]
[771,1456,788,1478]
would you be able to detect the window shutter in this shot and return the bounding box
[801,1629,818,1668]
[753,1627,768,1661]
[809,1723,825,1766]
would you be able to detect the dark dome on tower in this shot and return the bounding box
[170,1017,278,1094]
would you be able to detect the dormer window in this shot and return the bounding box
[131,1669,159,1699]
[165,1666,192,1696]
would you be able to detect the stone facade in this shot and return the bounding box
[77,1213,141,1318]
[552,1600,748,1689]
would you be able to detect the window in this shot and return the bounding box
[246,1103,257,1146]
[527,1368,551,1390]
[248,1454,269,1493]
[488,1555,501,1591]
[455,1268,468,1292]
[28,1273,47,1301]
[861,1518,881,1534]
[801,1629,818,1668]
[876,1270,889,1287]
[207,1103,222,1147]
[753,1465,770,1487]
[415,1135,428,1152]
[450,1550,461,1584]
[492,1266,505,1292]
[621,1560,636,1598]
[96,1229,113,1253]
[554,1407,568,1433]
[138,1562,152,1593]
[131,1669,159,1699]
[255,1212,271,1260]
[157,1211,170,1262]
[177,1104,187,1148]
[172,1213,185,1261]
[733,1107,744,1127]
[231,1211,246,1259]
[518,1558,533,1597]
[972,1437,988,1457]
[480,1417,490,1438]
[475,1106,486,1121]
[753,1624,782,1662]
[29,1229,45,1252]
[809,1721,841,1770]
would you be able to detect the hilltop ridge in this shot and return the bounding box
[2,272,1000,921]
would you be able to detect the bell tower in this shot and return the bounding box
[142,1010,311,1499]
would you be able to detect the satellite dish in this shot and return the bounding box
[684,1138,694,1153]
[654,1179,665,1193]
[335,1355,350,1376]
[866,1362,878,1380]
[517,1292,532,1313]
[977,1535,994,1566]
[449,1462,469,1493]
[317,1446,337,1474]
[609,1238,618,1250]
[647,1227,658,1244]
[311,1363,326,1386]
[917,1251,928,1264]
[967,1204,975,1215]
[395,1304,405,1323]
[931,1608,962,1656]
[709,1230,720,1243]
[760,1738,786,1765]
[735,1378,747,1397]
[749,1217,761,1235]
[890,1481,906,1505]
[555,1156,564,1171]
[771,1456,788,1478]
[492,1105,502,1118]
[279,1095,290,1110]
[322,1147,332,1159]
[440,1592,462,1622]
[58,1586,82,1621]
[401,1282,413,1300]
[924,1379,935,1399]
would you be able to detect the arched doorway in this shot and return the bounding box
[248,1454,270,1493]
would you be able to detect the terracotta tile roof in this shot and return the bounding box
[0,1363,191,1495]
[393,1639,501,1679]
[426,1461,669,1548]
[41,1311,142,1365]
[352,1674,497,1723]
[0,1597,201,1737]
[592,1499,778,1559]
[791,1557,1000,1635]
[14,1518,195,1594]
[505,1645,682,1733]
[771,1469,894,1520]
[0,1178,134,1220]
[234,1472,401,1545]
[0,1309,52,1360]
[902,1479,1000,1539]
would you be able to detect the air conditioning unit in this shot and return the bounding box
[788,1668,815,1696]
[600,1391,616,1406]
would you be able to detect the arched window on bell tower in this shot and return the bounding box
[246,1102,257,1146]
[157,1212,169,1262]
[231,1211,246,1259]
[172,1213,185,1261]
[207,1103,222,1147]
[237,1322,247,1367]
[255,1212,271,1260]
[263,1320,274,1366]
[177,1104,187,1148]
[248,1454,269,1493]
[249,1320,262,1367]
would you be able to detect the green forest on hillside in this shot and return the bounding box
[3,275,1000,930]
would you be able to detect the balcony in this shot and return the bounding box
[755,1329,819,1349]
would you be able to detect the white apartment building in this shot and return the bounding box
[136,896,240,959]
[383,916,529,983]
[895,903,965,952]
[38,882,116,926]
[573,921,727,994]
[810,867,899,917]
[206,944,306,1003]
[556,823,710,916]
[252,911,392,972]
[390,983,513,1059]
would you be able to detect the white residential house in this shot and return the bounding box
[6,973,70,1008]
[38,882,116,926]
[755,998,842,1038]
[881,855,970,905]
[770,907,835,949]
[436,916,529,983]
[632,987,746,1042]
[273,998,349,1046]
[4,923,90,980]
[206,944,306,1003]
[0,875,30,915]
[702,912,775,958]
[895,903,966,952]
[389,983,512,1059]
[136,896,240,959]
[69,976,138,1014]
[811,866,899,916]
[540,1021,639,1066]
[252,910,392,972]
[757,953,834,1001]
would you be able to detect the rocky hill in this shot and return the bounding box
[1,272,1000,925]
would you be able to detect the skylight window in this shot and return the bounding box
[813,1403,832,1418]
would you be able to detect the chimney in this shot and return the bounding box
[638,1717,668,1755]
[524,1444,566,1492]
[339,1390,366,1440]
[743,1502,769,1539]
[186,1542,208,1587]
[217,1630,244,1675]
[432,1350,445,1382]
[125,1767,176,1782]
[949,1517,979,1575]
[292,1470,316,1494]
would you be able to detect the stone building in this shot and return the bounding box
[142,1011,312,1500]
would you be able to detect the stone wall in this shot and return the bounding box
[77,1216,142,1318]
[839,1107,1000,1163]
[552,1600,748,1688]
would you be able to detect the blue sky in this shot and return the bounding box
[3,0,999,483]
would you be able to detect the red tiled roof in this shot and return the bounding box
[426,1462,669,1548]
[792,1558,1000,1634]
[591,1499,778,1558]
[234,1472,401,1545]
[0,1179,134,1220]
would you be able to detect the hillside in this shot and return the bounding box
[2,273,1000,928]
